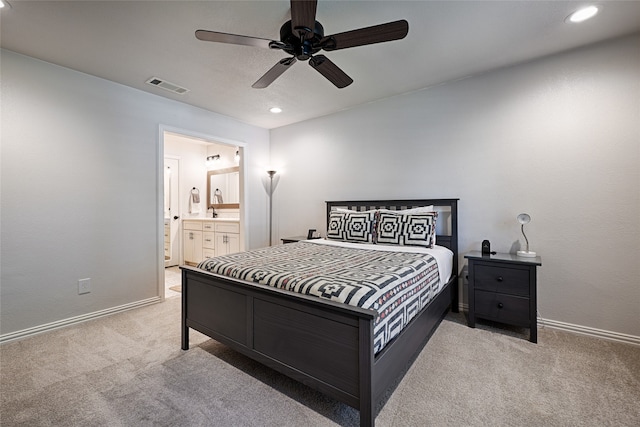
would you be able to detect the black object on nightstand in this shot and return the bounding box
[465,251,542,343]
[281,236,321,244]
[281,236,306,244]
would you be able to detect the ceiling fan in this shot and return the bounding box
[195,0,409,89]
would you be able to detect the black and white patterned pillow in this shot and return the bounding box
[327,211,348,240]
[327,210,377,243]
[376,212,437,248]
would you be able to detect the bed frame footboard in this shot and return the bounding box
[181,267,456,427]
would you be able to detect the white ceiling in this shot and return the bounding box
[2,1,639,129]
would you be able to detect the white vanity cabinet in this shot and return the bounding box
[164,222,171,260]
[182,219,240,266]
[202,232,216,259]
[214,222,240,256]
[183,221,203,266]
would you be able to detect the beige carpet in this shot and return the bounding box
[1,296,638,426]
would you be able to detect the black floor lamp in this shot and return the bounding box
[267,170,277,245]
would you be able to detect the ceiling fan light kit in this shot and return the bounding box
[196,0,409,89]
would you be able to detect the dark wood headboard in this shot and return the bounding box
[325,199,459,276]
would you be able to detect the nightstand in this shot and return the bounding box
[465,251,542,343]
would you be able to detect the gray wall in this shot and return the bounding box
[0,50,270,335]
[270,34,640,338]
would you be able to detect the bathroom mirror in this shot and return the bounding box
[207,166,240,209]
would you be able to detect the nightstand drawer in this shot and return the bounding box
[474,264,529,296]
[474,290,530,325]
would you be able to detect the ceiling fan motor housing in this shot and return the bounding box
[279,20,325,60]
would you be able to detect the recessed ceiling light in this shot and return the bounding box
[0,0,12,10]
[269,107,282,114]
[566,6,599,23]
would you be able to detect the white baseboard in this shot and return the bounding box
[539,318,640,347]
[0,296,162,344]
[456,302,639,347]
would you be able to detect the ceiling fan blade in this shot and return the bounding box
[196,30,276,49]
[321,19,409,51]
[290,0,317,38]
[309,55,353,89]
[252,57,297,89]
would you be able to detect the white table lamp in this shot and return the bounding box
[516,213,537,258]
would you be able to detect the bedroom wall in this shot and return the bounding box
[269,34,640,339]
[0,50,270,337]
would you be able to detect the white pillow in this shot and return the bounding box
[378,205,434,215]
[335,207,378,213]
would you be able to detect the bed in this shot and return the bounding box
[181,199,459,427]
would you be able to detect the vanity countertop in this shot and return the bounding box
[183,217,239,222]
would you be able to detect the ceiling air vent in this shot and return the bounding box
[145,77,189,94]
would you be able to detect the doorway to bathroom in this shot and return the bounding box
[159,127,246,297]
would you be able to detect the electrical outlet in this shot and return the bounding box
[78,278,91,295]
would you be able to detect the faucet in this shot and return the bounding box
[211,207,218,218]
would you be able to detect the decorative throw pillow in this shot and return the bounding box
[327,210,377,243]
[344,211,377,243]
[376,211,437,248]
[327,211,348,241]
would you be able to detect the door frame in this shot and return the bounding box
[164,155,181,268]
[157,125,247,299]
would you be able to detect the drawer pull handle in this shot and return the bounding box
[496,276,504,282]
[497,302,504,309]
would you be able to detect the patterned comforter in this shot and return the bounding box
[197,241,442,354]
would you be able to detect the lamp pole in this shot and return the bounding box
[267,170,277,245]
